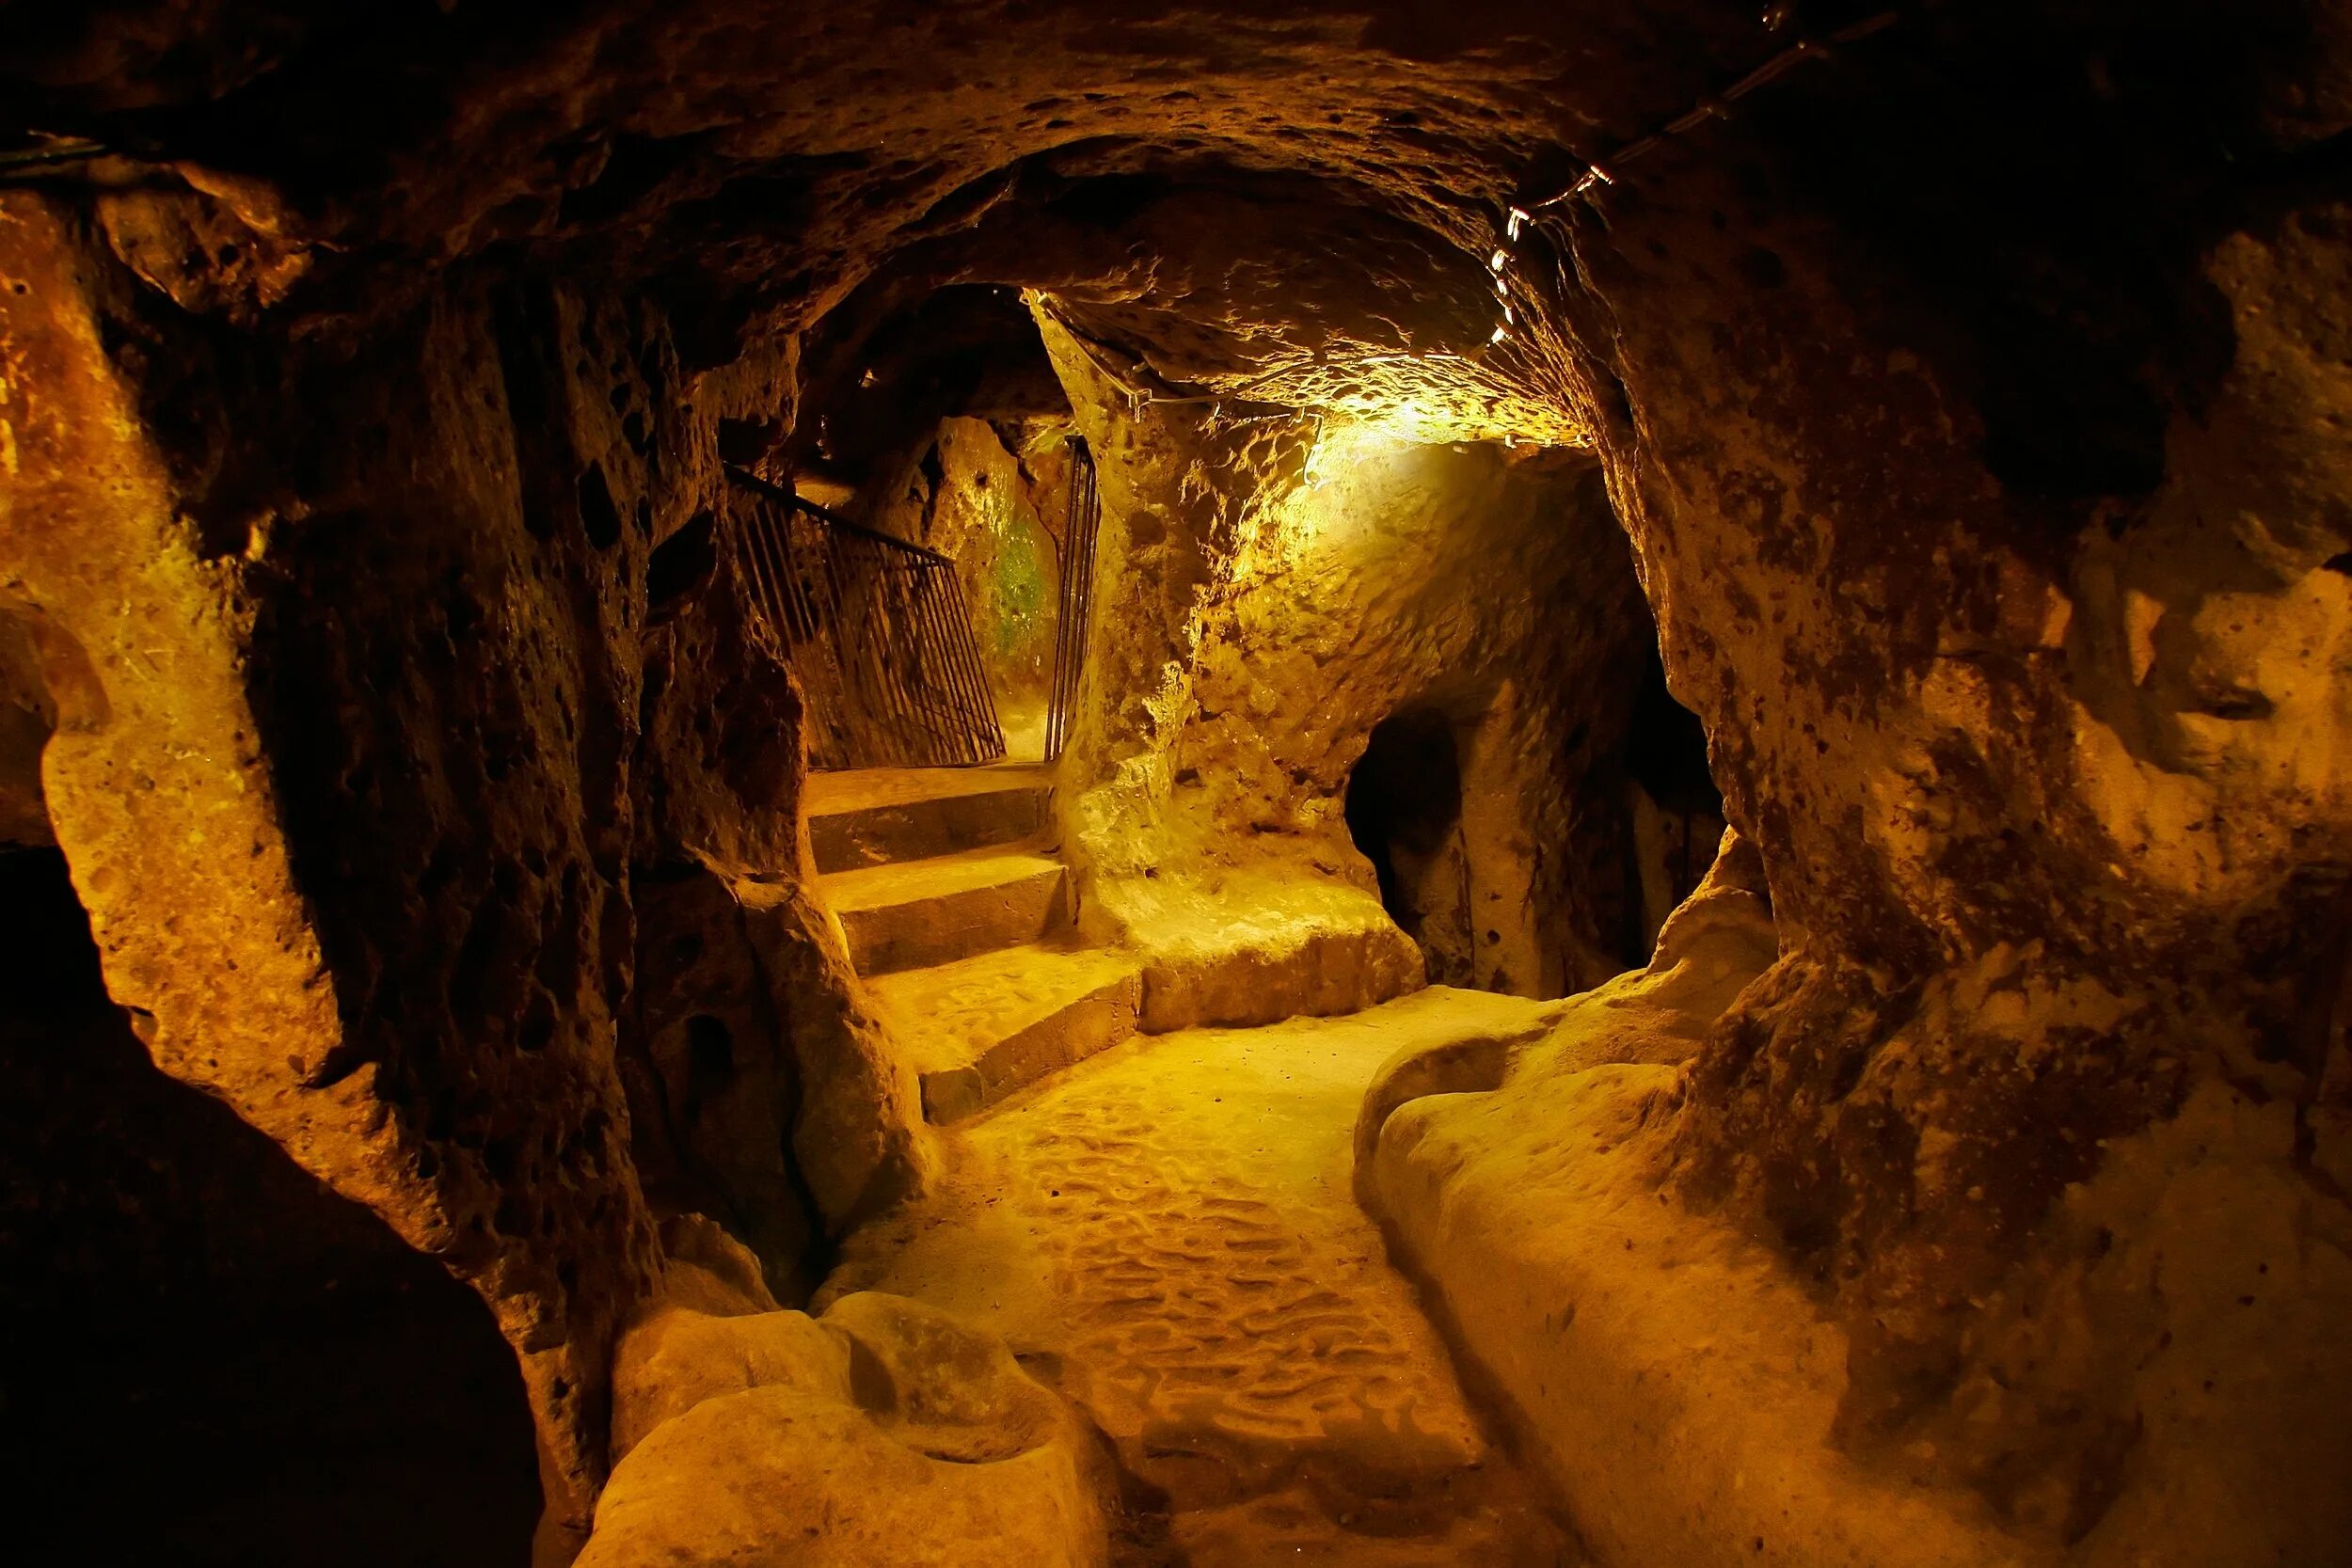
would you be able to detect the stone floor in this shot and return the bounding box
[824,987,1579,1566]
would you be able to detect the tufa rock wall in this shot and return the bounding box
[1038,306,1660,1008]
[0,188,932,1555]
[1522,10,2352,1546]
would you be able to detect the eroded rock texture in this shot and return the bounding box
[1038,313,1678,1020]
[1062,393,1661,996]
[0,612,53,847]
[1545,15,2352,1539]
[5,0,2351,1562]
[587,1291,1114,1568]
[0,847,544,1565]
[0,196,927,1552]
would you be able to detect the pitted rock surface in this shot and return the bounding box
[830,988,1576,1566]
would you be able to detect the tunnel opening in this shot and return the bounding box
[791,285,1079,762]
[790,283,1070,495]
[1618,651,1727,963]
[0,845,543,1568]
[1345,705,1470,986]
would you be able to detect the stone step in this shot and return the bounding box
[805,764,1053,875]
[821,846,1068,975]
[866,943,1146,1124]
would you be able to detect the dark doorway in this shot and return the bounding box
[0,847,544,1568]
[1345,706,1472,984]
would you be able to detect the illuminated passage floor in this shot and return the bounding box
[824,988,1579,1566]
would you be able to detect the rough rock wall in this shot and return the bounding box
[0,847,544,1565]
[1032,310,1416,1022]
[1189,438,1650,996]
[227,272,674,1544]
[0,189,930,1553]
[1035,311,1304,863]
[2,187,551,1491]
[1537,13,2352,1542]
[0,612,53,847]
[1040,309,1654,1001]
[628,467,937,1294]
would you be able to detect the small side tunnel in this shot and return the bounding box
[1345,705,1472,985]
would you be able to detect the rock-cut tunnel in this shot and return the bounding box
[2,3,2348,1565]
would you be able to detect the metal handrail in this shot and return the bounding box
[723,467,1007,769]
[725,466,960,566]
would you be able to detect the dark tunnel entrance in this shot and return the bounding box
[1345,706,1470,986]
[0,846,544,1568]
[1618,653,1727,962]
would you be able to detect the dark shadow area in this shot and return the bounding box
[1624,655,1722,821]
[1741,0,2282,517]
[622,860,828,1307]
[1618,652,1727,962]
[645,507,719,625]
[0,847,542,1568]
[791,283,1073,496]
[1346,706,1468,982]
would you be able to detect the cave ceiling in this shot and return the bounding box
[0,0,1780,440]
[5,2,2312,446]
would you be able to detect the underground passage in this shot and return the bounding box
[1346,705,1470,983]
[3,4,2349,1565]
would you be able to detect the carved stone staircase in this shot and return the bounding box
[808,765,1143,1123]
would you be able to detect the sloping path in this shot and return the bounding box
[823,987,1580,1566]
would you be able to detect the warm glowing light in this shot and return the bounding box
[1233,414,1433,576]
[1035,289,1591,448]
[1301,413,1423,489]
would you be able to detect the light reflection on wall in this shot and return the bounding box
[1233,349,1591,450]
[1241,410,1436,577]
